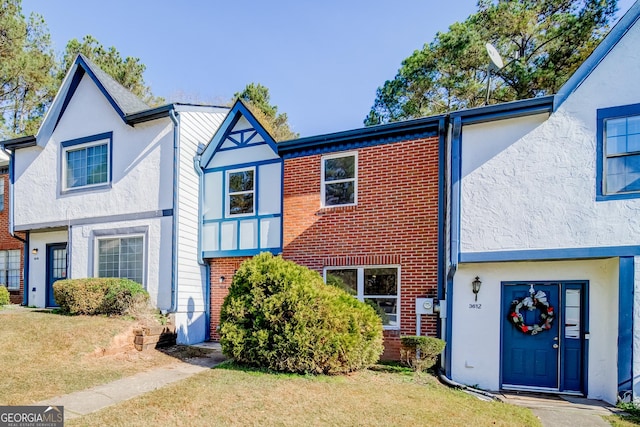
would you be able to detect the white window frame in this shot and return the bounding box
[0,249,21,290]
[94,234,145,286]
[324,265,400,330]
[61,136,111,192]
[226,166,256,217]
[321,151,358,208]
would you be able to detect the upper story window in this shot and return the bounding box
[325,266,399,329]
[61,132,111,192]
[321,152,357,207]
[227,167,255,216]
[597,104,640,200]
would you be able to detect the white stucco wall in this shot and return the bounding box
[27,230,68,307]
[68,217,172,310]
[451,259,619,403]
[13,73,173,229]
[459,20,640,254]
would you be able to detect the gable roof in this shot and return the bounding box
[555,1,640,109]
[199,99,278,167]
[36,54,150,145]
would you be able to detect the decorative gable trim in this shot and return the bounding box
[200,100,278,167]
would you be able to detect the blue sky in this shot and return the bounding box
[22,0,636,137]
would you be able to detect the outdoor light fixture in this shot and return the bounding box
[472,276,482,301]
[31,248,38,255]
[219,276,225,283]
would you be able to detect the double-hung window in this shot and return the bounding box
[96,235,144,285]
[321,152,357,207]
[61,133,111,192]
[0,250,20,290]
[325,266,399,328]
[598,105,640,199]
[227,167,255,216]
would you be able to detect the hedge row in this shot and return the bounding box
[53,278,148,315]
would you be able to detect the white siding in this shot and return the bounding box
[175,110,225,344]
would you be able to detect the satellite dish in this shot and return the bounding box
[485,43,504,69]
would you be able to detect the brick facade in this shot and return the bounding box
[0,171,25,304]
[282,137,440,359]
[207,135,441,360]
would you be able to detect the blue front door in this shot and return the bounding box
[502,283,560,390]
[502,282,586,393]
[46,243,67,307]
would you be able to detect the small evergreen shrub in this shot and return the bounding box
[53,278,149,315]
[0,286,10,306]
[400,335,446,372]
[220,252,384,374]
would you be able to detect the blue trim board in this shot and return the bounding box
[596,103,640,201]
[444,275,454,376]
[555,2,640,110]
[460,245,640,263]
[203,158,281,174]
[450,116,462,268]
[618,257,634,399]
[60,131,112,148]
[203,248,281,259]
[450,96,553,125]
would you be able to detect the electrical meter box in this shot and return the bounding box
[415,297,434,315]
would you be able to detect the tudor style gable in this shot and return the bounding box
[198,100,283,258]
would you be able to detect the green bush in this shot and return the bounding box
[400,335,446,372]
[0,286,10,306]
[220,252,384,374]
[53,278,149,315]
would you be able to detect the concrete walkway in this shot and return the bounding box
[33,343,225,421]
[499,392,626,427]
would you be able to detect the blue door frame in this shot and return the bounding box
[501,281,588,394]
[45,243,67,307]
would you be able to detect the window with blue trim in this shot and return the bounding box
[61,133,111,192]
[226,167,254,216]
[598,105,640,198]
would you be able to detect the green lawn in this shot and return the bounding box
[67,362,541,427]
[0,306,192,405]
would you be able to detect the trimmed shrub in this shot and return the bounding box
[53,278,149,315]
[400,335,446,372]
[220,252,384,374]
[0,286,9,306]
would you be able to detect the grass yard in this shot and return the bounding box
[67,362,541,427]
[0,305,192,405]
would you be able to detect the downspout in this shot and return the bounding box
[169,109,180,313]
[1,146,28,306]
[193,146,211,340]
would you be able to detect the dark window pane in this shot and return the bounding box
[326,269,357,295]
[606,154,640,193]
[606,135,627,155]
[324,182,354,206]
[364,268,397,296]
[606,118,626,137]
[365,298,397,326]
[229,170,254,192]
[229,194,254,215]
[324,156,355,181]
